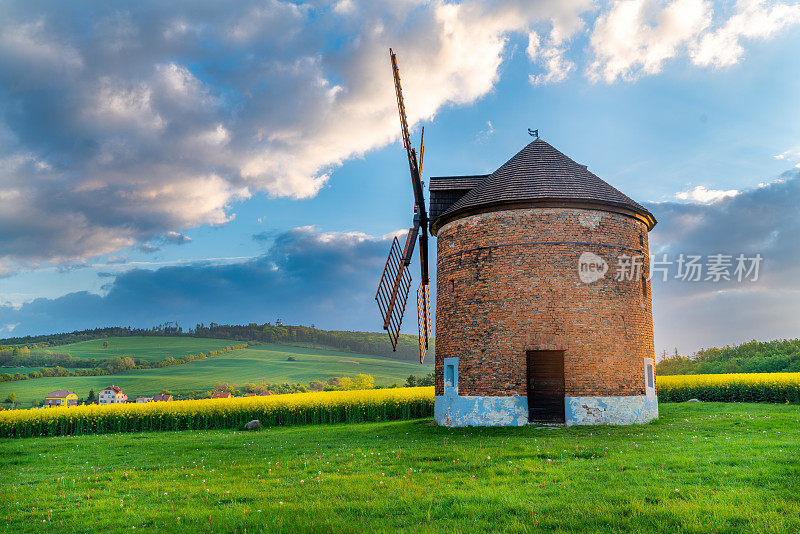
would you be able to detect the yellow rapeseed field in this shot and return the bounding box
[0,386,435,438]
[3,373,798,438]
[657,372,800,403]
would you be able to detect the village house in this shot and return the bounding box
[152,393,173,402]
[135,396,153,403]
[98,385,128,405]
[210,391,232,399]
[44,390,78,407]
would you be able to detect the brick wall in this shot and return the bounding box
[434,207,655,398]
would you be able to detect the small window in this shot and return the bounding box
[445,365,455,387]
[646,364,654,389]
[450,280,455,294]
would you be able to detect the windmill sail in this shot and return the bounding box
[375,235,413,350]
[376,48,431,355]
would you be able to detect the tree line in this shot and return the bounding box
[0,322,433,362]
[657,338,800,375]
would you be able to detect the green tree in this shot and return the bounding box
[103,340,109,349]
[86,388,96,404]
[4,393,17,408]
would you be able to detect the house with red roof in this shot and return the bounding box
[98,385,127,405]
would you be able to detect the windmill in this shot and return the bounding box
[375,48,431,364]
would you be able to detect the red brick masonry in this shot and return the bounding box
[434,207,655,399]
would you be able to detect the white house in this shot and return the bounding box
[99,385,128,405]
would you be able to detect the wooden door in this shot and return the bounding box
[526,350,565,423]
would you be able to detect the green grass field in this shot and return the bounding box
[0,402,797,533]
[44,336,239,362]
[0,344,432,405]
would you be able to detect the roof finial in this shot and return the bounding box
[528,128,539,138]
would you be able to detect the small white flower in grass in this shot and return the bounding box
[279,502,283,505]
[675,488,679,492]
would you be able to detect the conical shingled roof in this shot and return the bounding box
[433,138,656,232]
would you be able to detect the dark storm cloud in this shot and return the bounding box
[645,169,800,355]
[0,226,398,337]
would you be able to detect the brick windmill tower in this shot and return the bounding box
[377,50,659,426]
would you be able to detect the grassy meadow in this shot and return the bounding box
[41,336,240,362]
[0,344,432,406]
[0,402,797,533]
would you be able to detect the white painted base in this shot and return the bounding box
[565,395,658,425]
[434,393,659,427]
[434,394,528,427]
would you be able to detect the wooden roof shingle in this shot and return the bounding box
[431,138,656,233]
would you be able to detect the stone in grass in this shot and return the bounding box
[244,420,261,430]
[687,398,700,403]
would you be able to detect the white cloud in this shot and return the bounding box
[1,0,798,273]
[588,0,713,83]
[587,0,800,82]
[691,0,800,67]
[164,232,192,245]
[675,185,739,203]
[0,0,598,271]
[527,29,576,85]
[475,120,495,141]
[773,147,800,162]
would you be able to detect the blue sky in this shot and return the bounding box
[1,0,800,355]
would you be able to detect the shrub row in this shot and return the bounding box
[0,387,434,438]
[657,372,800,403]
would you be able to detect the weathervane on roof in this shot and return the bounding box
[528,128,539,138]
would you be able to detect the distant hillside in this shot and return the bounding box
[0,322,433,362]
[0,344,432,407]
[657,339,800,375]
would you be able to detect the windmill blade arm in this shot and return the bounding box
[418,127,424,176]
[403,217,421,265]
[417,282,431,364]
[418,228,429,285]
[389,49,415,175]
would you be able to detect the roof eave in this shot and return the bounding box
[431,199,657,236]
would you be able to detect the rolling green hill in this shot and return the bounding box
[48,336,239,362]
[0,344,432,406]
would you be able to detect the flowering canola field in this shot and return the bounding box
[657,372,800,403]
[0,387,434,438]
[3,373,799,438]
